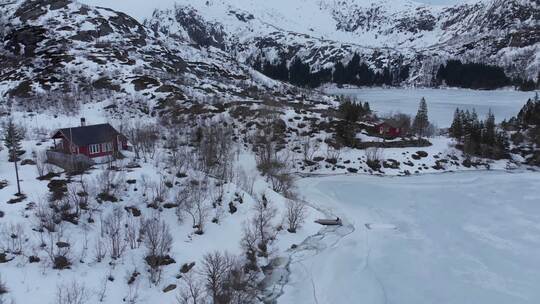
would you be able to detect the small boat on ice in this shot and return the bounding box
[315,217,343,226]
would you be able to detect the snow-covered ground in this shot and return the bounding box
[281,171,540,304]
[327,87,539,127]
[0,109,324,303]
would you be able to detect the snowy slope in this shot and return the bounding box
[0,107,325,303]
[0,0,301,111]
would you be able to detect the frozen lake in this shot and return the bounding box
[282,171,540,304]
[326,87,539,127]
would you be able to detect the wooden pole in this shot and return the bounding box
[12,149,21,195]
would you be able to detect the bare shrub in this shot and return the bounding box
[33,150,50,178]
[200,251,234,303]
[44,230,72,270]
[0,275,8,298]
[95,169,125,202]
[177,272,205,304]
[126,121,159,162]
[325,145,341,164]
[94,235,106,263]
[166,132,192,175]
[55,280,88,304]
[34,200,59,237]
[249,195,278,257]
[193,120,234,180]
[125,214,141,250]
[285,200,307,233]
[142,217,173,284]
[235,168,256,196]
[301,136,320,162]
[198,251,259,304]
[222,260,259,304]
[180,178,210,235]
[0,223,26,254]
[102,207,126,259]
[365,147,383,170]
[148,176,170,209]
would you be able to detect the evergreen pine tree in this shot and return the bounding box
[363,102,371,114]
[345,53,360,84]
[333,62,346,85]
[483,109,496,146]
[3,119,23,195]
[412,97,429,137]
[450,108,463,141]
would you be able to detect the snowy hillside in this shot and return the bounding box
[0,0,305,112]
[147,0,540,84]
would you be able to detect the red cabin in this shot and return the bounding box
[51,119,128,159]
[376,122,403,138]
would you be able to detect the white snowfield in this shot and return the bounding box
[327,87,540,127]
[281,171,540,304]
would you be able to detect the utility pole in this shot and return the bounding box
[12,146,21,195]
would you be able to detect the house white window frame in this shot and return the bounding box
[89,144,100,154]
[101,142,113,152]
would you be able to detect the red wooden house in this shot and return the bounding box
[51,119,128,159]
[376,121,403,138]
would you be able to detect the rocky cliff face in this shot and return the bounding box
[147,0,540,85]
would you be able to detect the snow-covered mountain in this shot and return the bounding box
[0,0,302,113]
[147,0,540,85]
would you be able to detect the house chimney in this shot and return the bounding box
[80,117,86,126]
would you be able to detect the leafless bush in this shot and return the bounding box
[165,132,192,174]
[198,251,259,304]
[180,178,210,235]
[43,224,72,270]
[285,200,307,233]
[33,150,50,178]
[0,223,26,254]
[142,217,173,284]
[177,272,204,304]
[222,259,260,304]
[95,169,125,202]
[125,121,159,162]
[366,147,383,170]
[94,235,106,263]
[148,176,170,209]
[301,136,320,162]
[125,214,141,250]
[96,275,108,302]
[193,120,234,180]
[55,280,88,304]
[235,168,256,196]
[200,251,234,302]
[325,145,341,164]
[34,200,59,235]
[254,126,295,196]
[0,275,8,303]
[240,224,258,272]
[102,207,126,259]
[249,195,278,257]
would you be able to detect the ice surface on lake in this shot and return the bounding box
[281,171,540,304]
[327,87,539,127]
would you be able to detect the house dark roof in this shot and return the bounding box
[378,121,401,128]
[52,123,123,146]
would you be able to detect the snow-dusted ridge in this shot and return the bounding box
[0,0,308,107]
[147,0,539,84]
